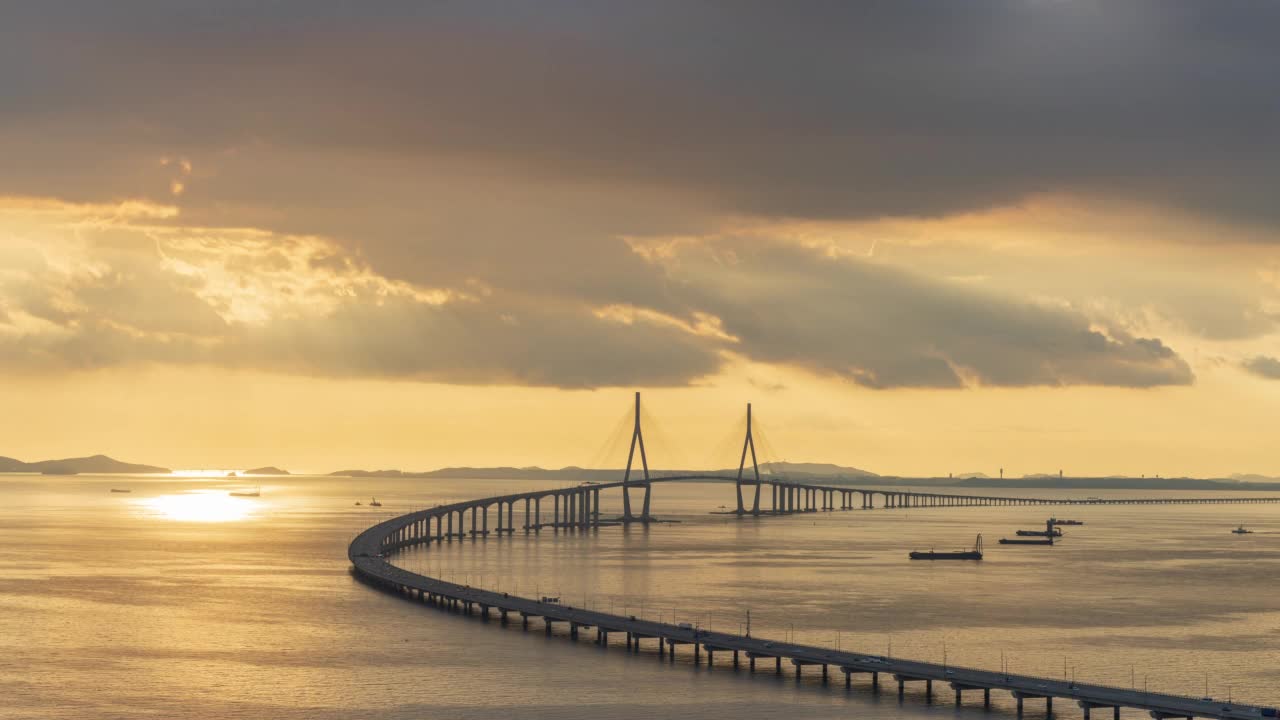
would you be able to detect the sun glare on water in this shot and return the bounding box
[139,490,258,522]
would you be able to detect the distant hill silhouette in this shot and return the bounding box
[1230,473,1280,483]
[0,454,170,475]
[330,461,876,481]
[245,466,290,475]
[328,463,1280,492]
[758,461,878,478]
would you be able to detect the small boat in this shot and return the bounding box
[354,501,363,506]
[999,536,1054,545]
[369,497,382,507]
[229,486,260,497]
[910,534,983,561]
[109,488,132,493]
[1231,525,1253,534]
[227,471,238,477]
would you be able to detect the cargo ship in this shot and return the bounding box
[1049,518,1083,525]
[1016,528,1063,537]
[910,534,983,561]
[999,536,1054,545]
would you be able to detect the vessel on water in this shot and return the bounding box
[229,486,260,497]
[1232,525,1253,534]
[910,534,983,560]
[1050,518,1083,525]
[1016,528,1063,537]
[369,497,382,507]
[109,488,131,493]
[999,536,1054,545]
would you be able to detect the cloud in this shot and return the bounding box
[0,199,723,387]
[0,198,1195,390]
[1241,356,1280,380]
[5,2,1280,232]
[652,241,1194,389]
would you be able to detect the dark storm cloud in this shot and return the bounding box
[1241,355,1280,381]
[3,1,1280,224]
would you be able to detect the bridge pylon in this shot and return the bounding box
[621,391,652,523]
[735,402,762,515]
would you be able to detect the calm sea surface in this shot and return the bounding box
[2,474,1278,719]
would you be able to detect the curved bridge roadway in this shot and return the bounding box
[349,479,1277,720]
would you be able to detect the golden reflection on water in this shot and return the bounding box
[137,490,260,522]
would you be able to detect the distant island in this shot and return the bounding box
[0,454,170,475]
[245,466,290,475]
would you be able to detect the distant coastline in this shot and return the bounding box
[9,453,1280,492]
[0,454,170,475]
[327,463,1280,492]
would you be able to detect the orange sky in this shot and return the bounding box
[3,4,1280,476]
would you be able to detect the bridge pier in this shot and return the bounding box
[895,675,934,701]
[1079,703,1122,720]
[1013,692,1052,717]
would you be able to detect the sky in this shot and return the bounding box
[3,1,1280,476]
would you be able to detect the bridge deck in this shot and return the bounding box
[349,483,1277,720]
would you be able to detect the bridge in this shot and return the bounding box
[348,393,1279,719]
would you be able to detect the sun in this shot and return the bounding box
[138,490,258,522]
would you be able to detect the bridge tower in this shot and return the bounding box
[735,402,762,515]
[621,391,652,522]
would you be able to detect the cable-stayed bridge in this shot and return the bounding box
[348,392,1280,719]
